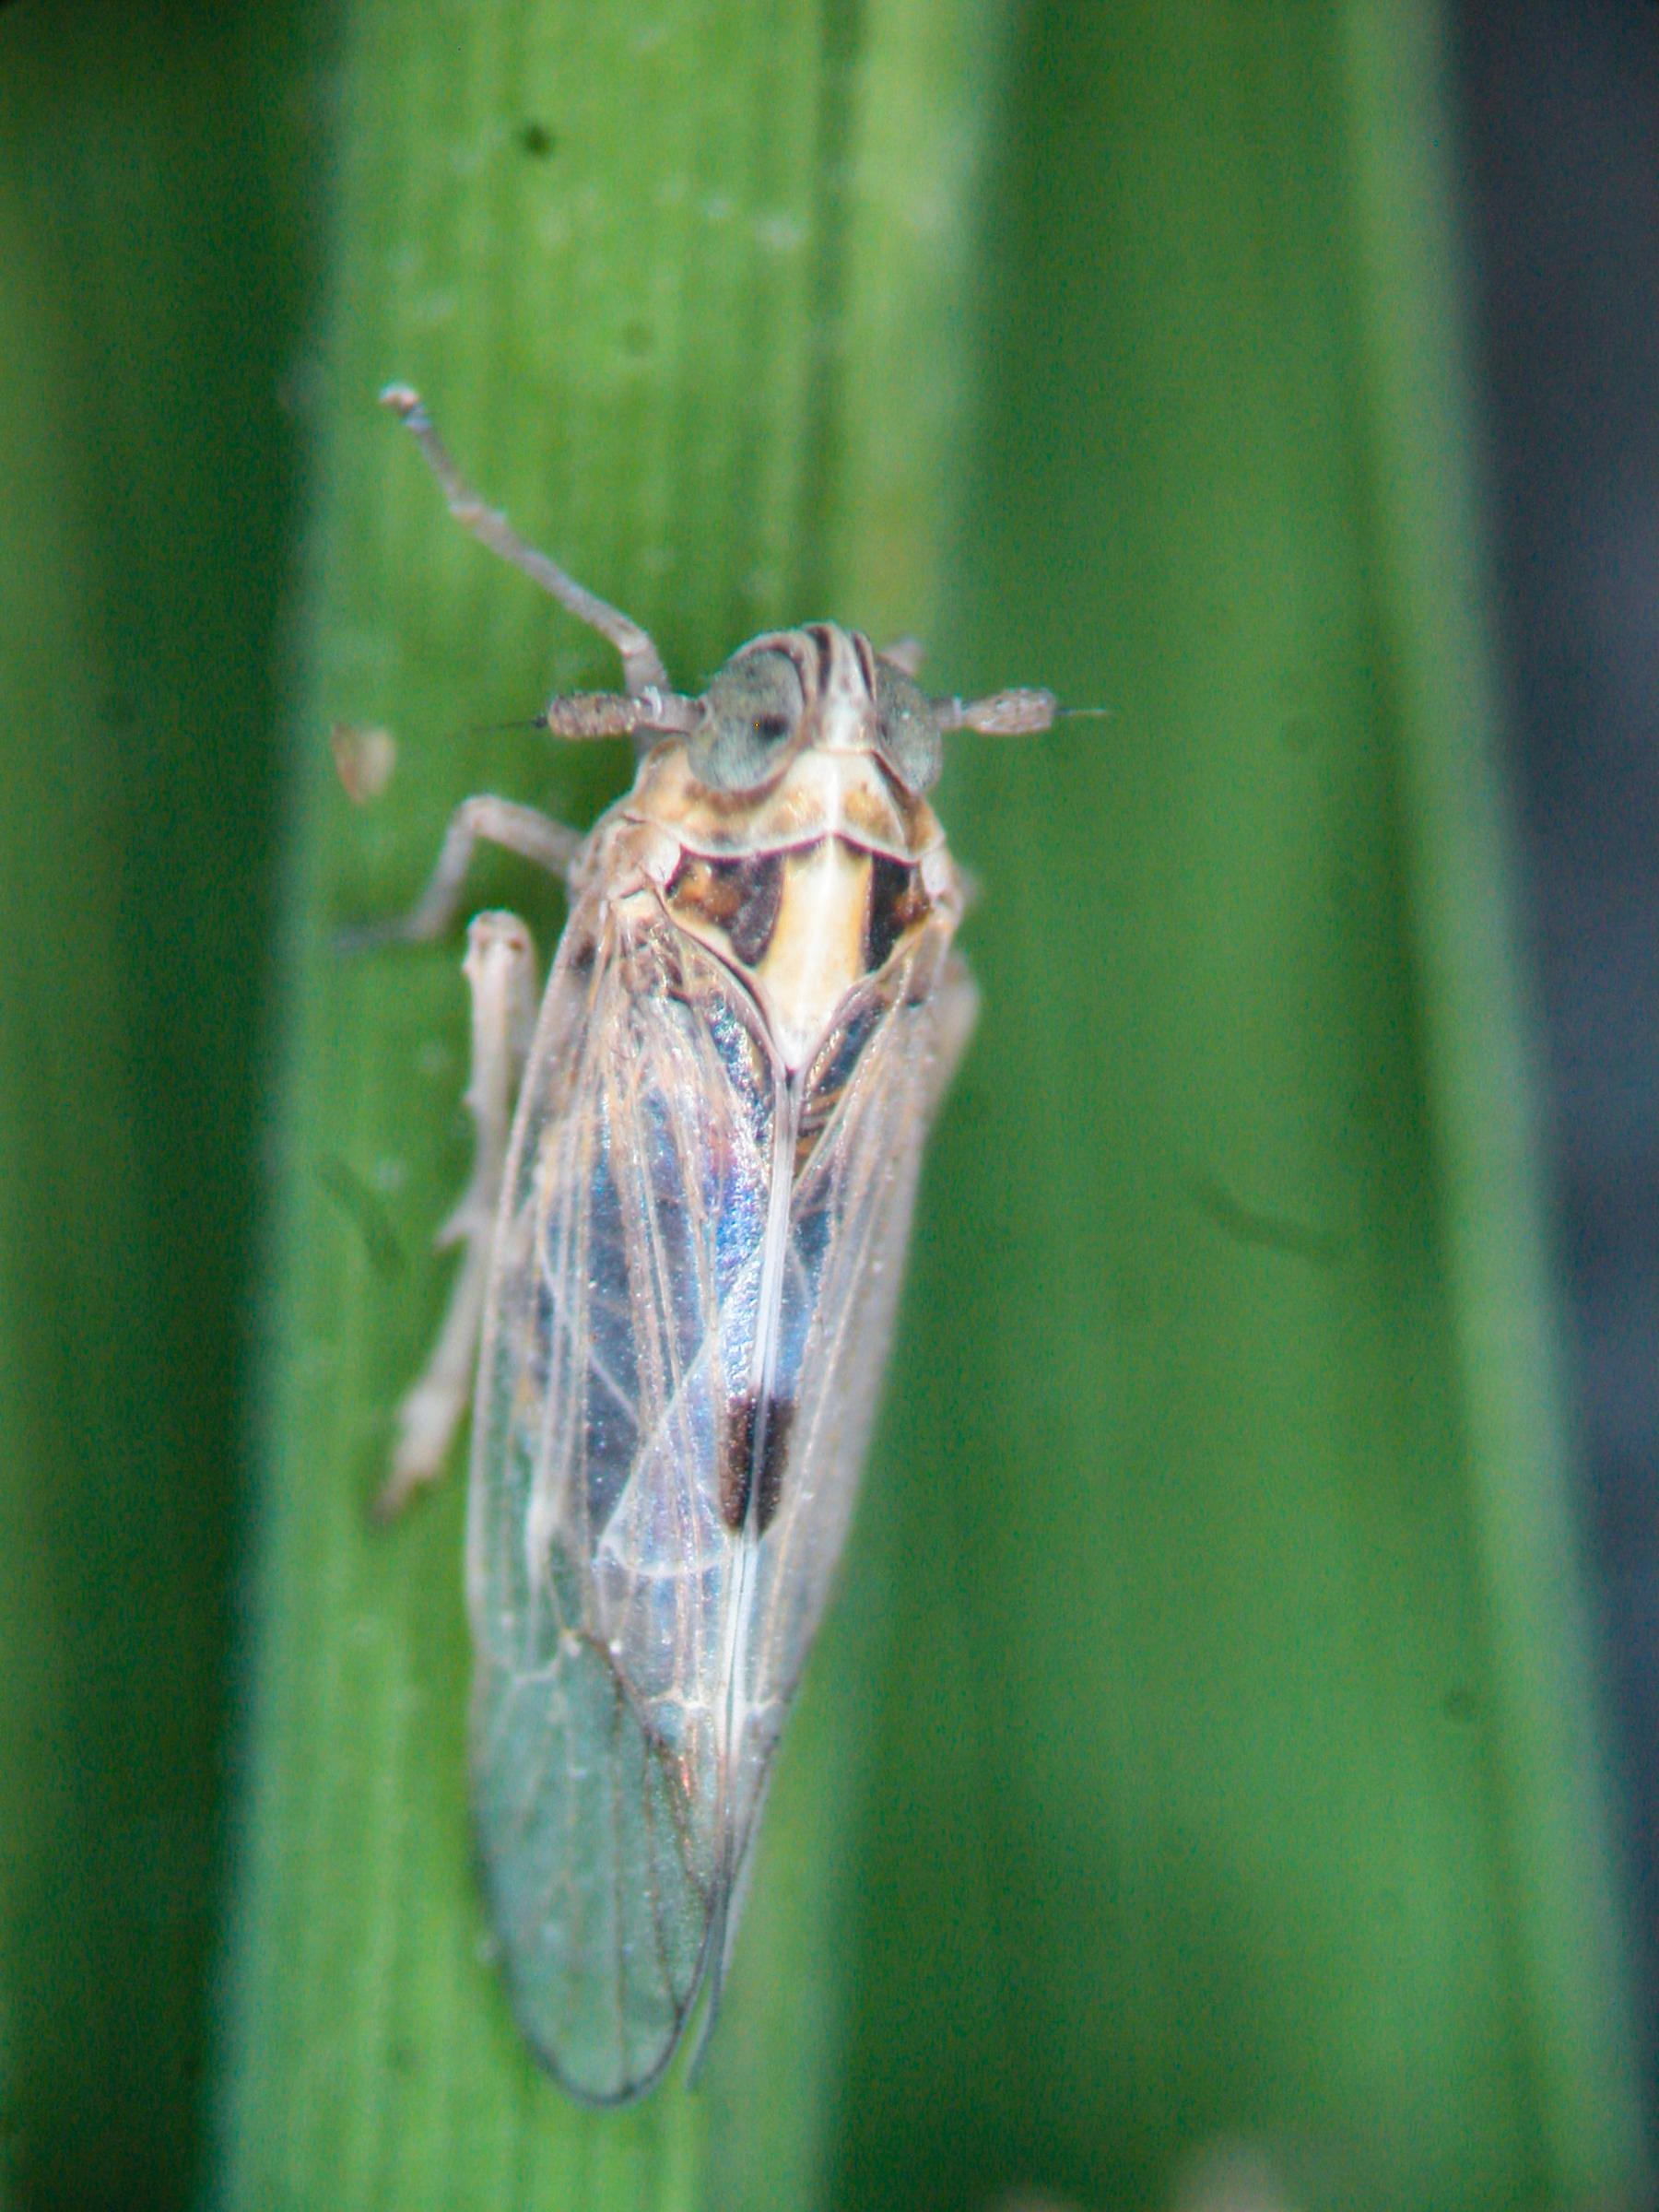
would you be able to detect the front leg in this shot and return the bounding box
[341,794,582,952]
[376,910,537,1518]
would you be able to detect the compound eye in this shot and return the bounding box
[874,661,942,792]
[688,648,806,792]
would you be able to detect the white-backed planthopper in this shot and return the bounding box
[358,385,1058,2102]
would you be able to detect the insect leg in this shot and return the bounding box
[382,383,670,698]
[376,910,537,1519]
[342,794,581,951]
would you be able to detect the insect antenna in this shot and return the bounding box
[932,690,1109,735]
[465,715,550,737]
[933,685,1058,735]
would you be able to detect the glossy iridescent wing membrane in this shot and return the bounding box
[465,873,968,2100]
[717,941,976,1903]
[465,887,759,2100]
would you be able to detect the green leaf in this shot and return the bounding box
[834,9,1646,2207]
[0,6,303,2202]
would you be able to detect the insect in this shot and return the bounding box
[365,384,1055,2103]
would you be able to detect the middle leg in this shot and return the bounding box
[375,908,538,1518]
[342,794,582,952]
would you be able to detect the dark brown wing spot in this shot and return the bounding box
[718,1389,795,1533]
[719,1391,759,1530]
[865,853,930,971]
[755,1397,794,1535]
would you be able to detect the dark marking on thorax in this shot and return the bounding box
[865,853,931,971]
[666,851,785,967]
[670,841,933,977]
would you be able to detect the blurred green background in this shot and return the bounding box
[0,2,1649,2209]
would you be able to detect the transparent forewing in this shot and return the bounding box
[723,934,973,1876]
[465,880,971,2101]
[466,883,780,2102]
